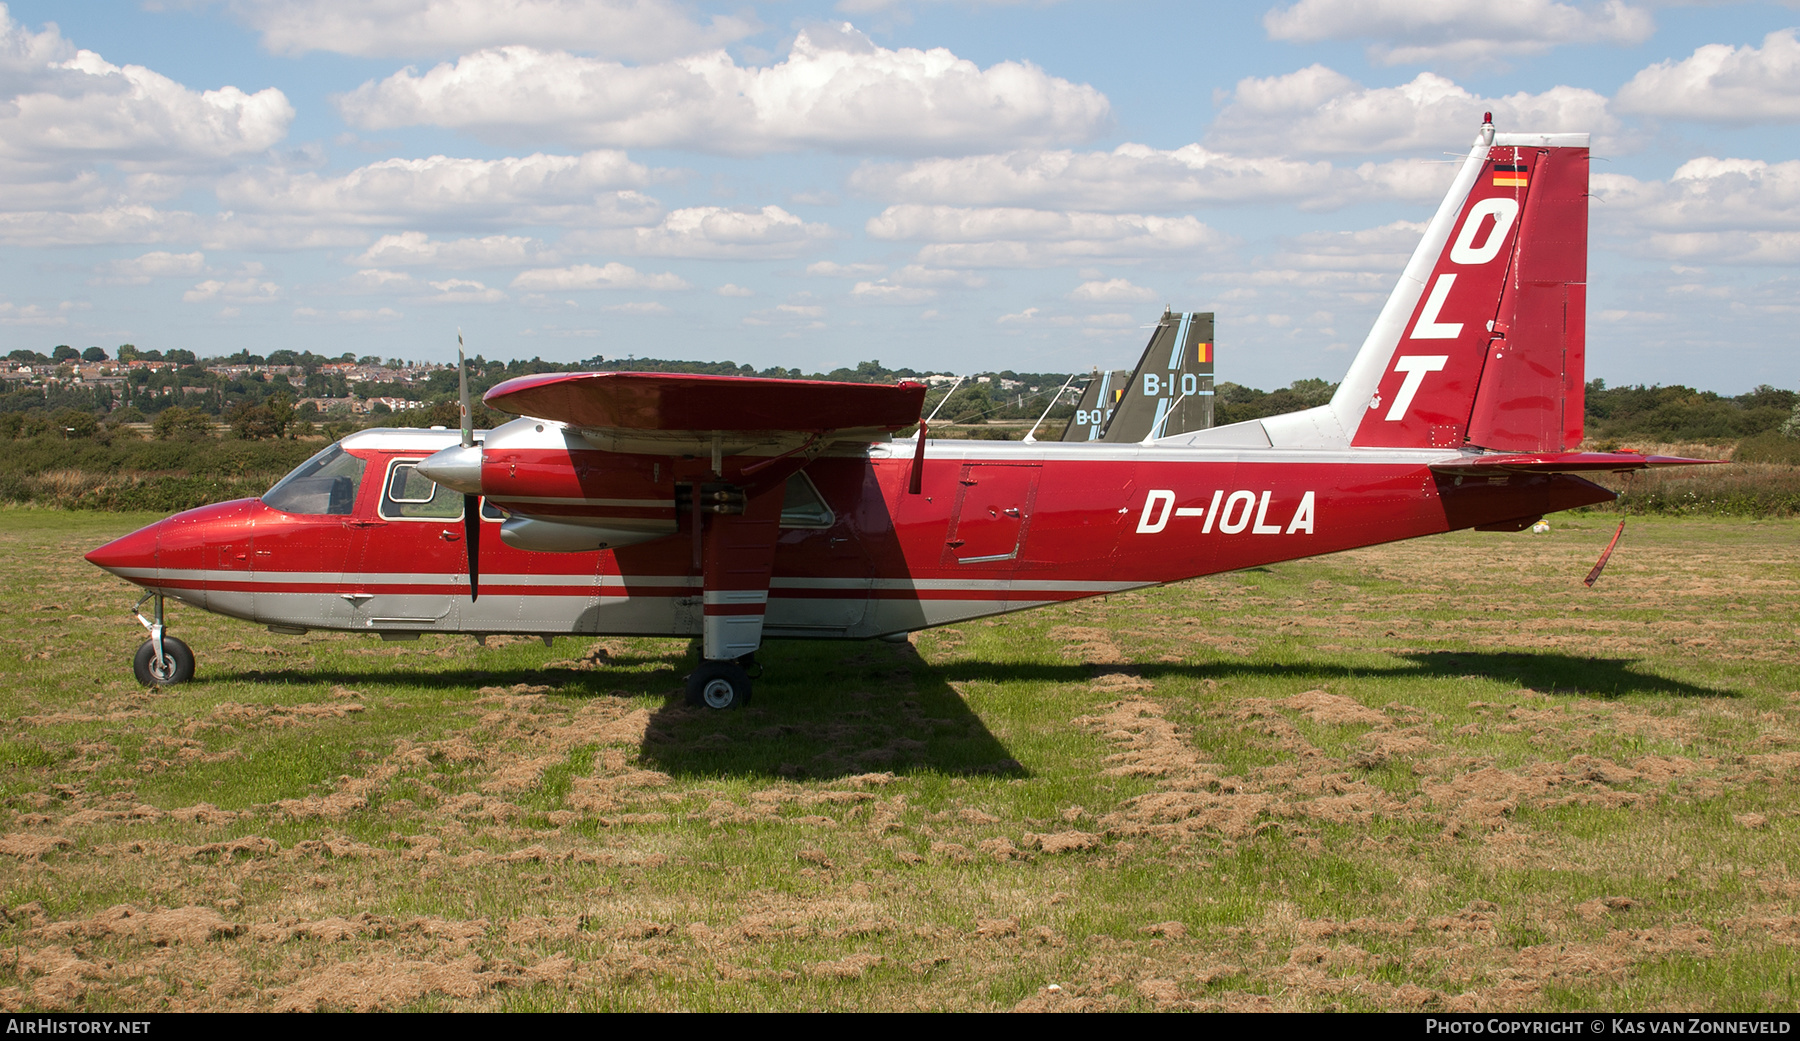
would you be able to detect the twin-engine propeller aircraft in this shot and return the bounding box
[88,117,1708,709]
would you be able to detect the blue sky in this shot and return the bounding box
[0,0,1796,392]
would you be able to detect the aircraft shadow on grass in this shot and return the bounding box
[932,650,1734,702]
[221,640,1024,782]
[213,643,1728,782]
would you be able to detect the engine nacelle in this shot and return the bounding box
[498,515,674,553]
[418,417,680,550]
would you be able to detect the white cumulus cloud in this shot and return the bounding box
[183,276,280,303]
[1263,0,1653,66]
[1262,220,1426,273]
[1593,158,1800,263]
[510,263,691,291]
[846,264,985,303]
[424,278,506,303]
[577,205,837,259]
[92,250,206,285]
[0,11,291,168]
[851,282,938,303]
[232,0,757,62]
[806,260,887,278]
[336,24,1111,156]
[293,306,405,323]
[217,151,658,229]
[0,301,71,326]
[1209,66,1614,156]
[1070,278,1156,302]
[0,205,207,247]
[866,205,1225,267]
[851,143,1456,211]
[351,232,552,268]
[742,302,826,328]
[1615,29,1800,125]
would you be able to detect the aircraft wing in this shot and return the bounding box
[1429,451,1720,475]
[485,371,926,453]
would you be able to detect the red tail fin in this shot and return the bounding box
[1346,131,1588,451]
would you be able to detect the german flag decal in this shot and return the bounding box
[1493,163,1529,188]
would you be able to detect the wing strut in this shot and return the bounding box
[699,485,783,664]
[908,421,927,495]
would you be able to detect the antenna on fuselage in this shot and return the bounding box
[1022,372,1078,443]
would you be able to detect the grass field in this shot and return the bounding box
[0,509,1795,1011]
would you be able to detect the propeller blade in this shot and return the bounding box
[458,329,473,450]
[464,492,481,601]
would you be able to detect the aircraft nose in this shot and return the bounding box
[85,519,164,578]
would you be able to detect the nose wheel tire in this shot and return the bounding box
[685,661,751,710]
[133,636,194,687]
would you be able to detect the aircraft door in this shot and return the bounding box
[943,463,1041,566]
[339,457,465,634]
[768,469,873,635]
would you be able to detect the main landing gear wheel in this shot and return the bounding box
[133,635,194,687]
[685,661,752,710]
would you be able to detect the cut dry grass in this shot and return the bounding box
[0,510,1795,1010]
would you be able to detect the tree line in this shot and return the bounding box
[2,342,1797,456]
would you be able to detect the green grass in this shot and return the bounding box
[0,509,1793,1009]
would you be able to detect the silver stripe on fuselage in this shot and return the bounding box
[191,588,1056,639]
[103,567,1153,595]
[486,495,676,508]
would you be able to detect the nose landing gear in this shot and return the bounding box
[132,592,194,687]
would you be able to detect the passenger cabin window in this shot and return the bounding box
[779,471,834,528]
[380,461,463,520]
[263,444,367,516]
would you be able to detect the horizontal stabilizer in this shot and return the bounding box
[485,372,925,435]
[1429,452,1719,475]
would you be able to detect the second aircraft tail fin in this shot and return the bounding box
[1103,309,1215,442]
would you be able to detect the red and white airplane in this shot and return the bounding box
[87,118,1704,708]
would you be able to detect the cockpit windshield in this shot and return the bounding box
[262,444,367,516]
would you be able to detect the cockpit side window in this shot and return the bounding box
[379,460,463,520]
[779,471,835,528]
[262,444,367,516]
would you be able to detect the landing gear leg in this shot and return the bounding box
[685,477,780,711]
[685,660,752,710]
[132,592,194,687]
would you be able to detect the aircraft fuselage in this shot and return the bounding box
[88,426,1613,642]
